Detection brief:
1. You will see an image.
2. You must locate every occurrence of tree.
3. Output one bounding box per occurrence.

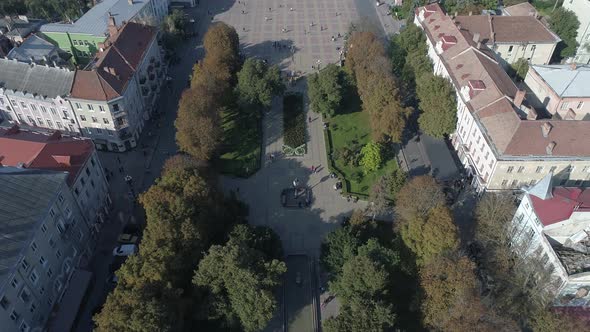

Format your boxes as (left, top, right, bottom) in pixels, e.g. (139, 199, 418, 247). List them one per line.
(202, 22, 240, 83)
(368, 176, 389, 220)
(308, 64, 344, 117)
(236, 58, 284, 108)
(324, 299, 396, 332)
(416, 72, 457, 138)
(383, 167, 407, 201)
(399, 204, 459, 265)
(194, 225, 287, 332)
(321, 227, 361, 275)
(395, 175, 445, 221)
(510, 58, 529, 82)
(0, 0, 26, 15)
(549, 8, 580, 59)
(359, 141, 383, 174)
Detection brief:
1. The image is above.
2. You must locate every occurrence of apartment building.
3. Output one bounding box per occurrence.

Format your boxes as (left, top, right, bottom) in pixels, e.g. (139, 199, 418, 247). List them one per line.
(0, 168, 93, 332)
(525, 64, 590, 120)
(453, 13, 560, 67)
(40, 0, 167, 65)
(6, 34, 69, 66)
(563, 0, 590, 64)
(415, 4, 590, 192)
(0, 58, 79, 134)
(0, 16, 44, 44)
(69, 20, 164, 152)
(0, 126, 111, 235)
(511, 173, 590, 312)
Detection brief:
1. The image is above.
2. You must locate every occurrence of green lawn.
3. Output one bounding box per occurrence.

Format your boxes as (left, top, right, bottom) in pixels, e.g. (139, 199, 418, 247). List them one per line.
(327, 106, 400, 197)
(218, 107, 261, 177)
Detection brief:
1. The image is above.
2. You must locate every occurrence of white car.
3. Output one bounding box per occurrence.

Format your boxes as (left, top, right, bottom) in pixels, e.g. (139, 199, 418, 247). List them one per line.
(112, 244, 138, 256)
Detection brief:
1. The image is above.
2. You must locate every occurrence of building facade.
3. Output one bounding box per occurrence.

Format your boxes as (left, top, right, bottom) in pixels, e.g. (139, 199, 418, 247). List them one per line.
(0, 168, 94, 332)
(563, 0, 590, 64)
(0, 59, 80, 134)
(525, 64, 590, 120)
(454, 14, 560, 67)
(415, 4, 590, 192)
(40, 0, 167, 65)
(69, 21, 164, 152)
(0, 126, 111, 236)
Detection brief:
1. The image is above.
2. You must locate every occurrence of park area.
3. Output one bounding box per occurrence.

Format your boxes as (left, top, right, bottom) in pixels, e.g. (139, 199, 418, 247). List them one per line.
(326, 107, 400, 197)
(218, 107, 261, 177)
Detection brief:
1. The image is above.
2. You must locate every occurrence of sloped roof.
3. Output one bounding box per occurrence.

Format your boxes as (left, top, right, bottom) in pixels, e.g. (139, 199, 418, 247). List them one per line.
(0, 126, 94, 185)
(0, 57, 74, 98)
(530, 186, 590, 226)
(503, 2, 538, 17)
(530, 64, 590, 98)
(70, 22, 155, 101)
(454, 15, 559, 44)
(6, 34, 60, 63)
(40, 0, 150, 36)
(0, 168, 66, 282)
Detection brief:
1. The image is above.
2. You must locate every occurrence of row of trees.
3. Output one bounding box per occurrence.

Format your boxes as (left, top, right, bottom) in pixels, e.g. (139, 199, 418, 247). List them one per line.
(0, 0, 86, 22)
(345, 31, 410, 143)
(391, 23, 457, 138)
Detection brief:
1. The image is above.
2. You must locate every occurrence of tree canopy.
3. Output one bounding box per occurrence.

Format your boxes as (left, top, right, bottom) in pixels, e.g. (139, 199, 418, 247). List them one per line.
(359, 141, 383, 174)
(236, 58, 284, 108)
(416, 72, 457, 138)
(308, 64, 345, 117)
(549, 8, 580, 60)
(395, 175, 445, 221)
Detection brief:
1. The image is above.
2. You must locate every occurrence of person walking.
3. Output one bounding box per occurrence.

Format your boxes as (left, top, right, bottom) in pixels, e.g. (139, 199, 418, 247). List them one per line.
(308, 116, 312, 123)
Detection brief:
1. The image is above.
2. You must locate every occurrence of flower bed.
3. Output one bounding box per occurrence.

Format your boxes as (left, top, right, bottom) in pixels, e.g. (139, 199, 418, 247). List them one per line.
(283, 93, 306, 153)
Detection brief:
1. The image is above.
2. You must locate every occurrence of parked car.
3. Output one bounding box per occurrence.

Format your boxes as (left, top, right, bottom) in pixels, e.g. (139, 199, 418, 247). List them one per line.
(117, 233, 138, 244)
(112, 244, 138, 256)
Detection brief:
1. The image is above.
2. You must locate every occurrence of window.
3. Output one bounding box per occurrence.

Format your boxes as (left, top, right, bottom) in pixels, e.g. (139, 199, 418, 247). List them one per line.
(99, 105, 105, 112)
(20, 102, 27, 109)
(550, 166, 557, 173)
(63, 110, 69, 118)
(56, 250, 62, 259)
(575, 179, 583, 186)
(19, 287, 31, 303)
(31, 242, 38, 252)
(30, 104, 37, 111)
(113, 104, 120, 112)
(90, 157, 96, 167)
(508, 45, 513, 53)
(511, 180, 518, 187)
(41, 223, 47, 233)
(74, 188, 79, 196)
(560, 102, 569, 110)
(583, 166, 590, 173)
(103, 118, 109, 124)
(50, 107, 57, 115)
(49, 208, 55, 218)
(11, 278, 19, 288)
(517, 166, 525, 173)
(80, 177, 86, 186)
(56, 121, 63, 129)
(58, 193, 64, 203)
(47, 268, 53, 278)
(507, 166, 514, 173)
(20, 320, 30, 332)
(65, 261, 71, 273)
(577, 101, 584, 109)
(39, 256, 47, 267)
(65, 207, 71, 217)
(36, 117, 43, 125)
(21, 259, 29, 271)
(29, 271, 38, 284)
(73, 40, 79, 45)
(29, 303, 36, 313)
(39, 287, 44, 295)
(91, 116, 98, 123)
(10, 310, 19, 321)
(91, 180, 95, 188)
(75, 102, 82, 109)
(48, 236, 55, 248)
(535, 166, 543, 173)
(40, 106, 46, 113)
(86, 128, 92, 135)
(88, 104, 94, 111)
(0, 295, 9, 309)
(78, 229, 84, 241)
(46, 119, 53, 128)
(79, 115, 87, 121)
(54, 280, 62, 292)
(47, 297, 53, 306)
(72, 247, 78, 257)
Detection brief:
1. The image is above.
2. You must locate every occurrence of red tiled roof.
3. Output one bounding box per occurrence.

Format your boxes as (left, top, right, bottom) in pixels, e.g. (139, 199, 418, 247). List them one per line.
(530, 187, 590, 226)
(454, 15, 559, 44)
(0, 126, 93, 185)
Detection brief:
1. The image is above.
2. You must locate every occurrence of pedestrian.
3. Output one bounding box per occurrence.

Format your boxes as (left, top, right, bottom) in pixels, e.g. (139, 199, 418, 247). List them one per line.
(337, 33, 341, 38)
(308, 116, 312, 123)
(243, 27, 246, 32)
(265, 16, 268, 21)
(311, 165, 315, 172)
(290, 7, 293, 11)
(241, 10, 245, 14)
(268, 7, 271, 12)
(310, 22, 314, 27)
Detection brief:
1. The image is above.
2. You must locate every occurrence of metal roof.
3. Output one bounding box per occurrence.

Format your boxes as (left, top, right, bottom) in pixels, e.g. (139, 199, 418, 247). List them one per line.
(0, 168, 66, 283)
(531, 64, 590, 98)
(7, 34, 60, 63)
(40, 0, 150, 36)
(0, 58, 74, 98)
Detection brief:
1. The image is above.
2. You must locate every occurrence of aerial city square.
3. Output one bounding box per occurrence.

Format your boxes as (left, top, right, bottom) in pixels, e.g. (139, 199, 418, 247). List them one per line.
(0, 0, 589, 331)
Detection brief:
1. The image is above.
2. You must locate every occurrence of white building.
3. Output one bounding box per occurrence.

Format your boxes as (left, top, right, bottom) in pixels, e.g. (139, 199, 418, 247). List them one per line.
(562, 0, 590, 64)
(512, 173, 590, 311)
(0, 168, 94, 332)
(0, 59, 80, 134)
(415, 4, 590, 192)
(69, 21, 165, 152)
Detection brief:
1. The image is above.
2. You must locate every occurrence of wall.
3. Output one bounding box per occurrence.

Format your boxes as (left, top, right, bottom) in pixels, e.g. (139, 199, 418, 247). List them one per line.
(487, 160, 590, 190)
(494, 42, 556, 66)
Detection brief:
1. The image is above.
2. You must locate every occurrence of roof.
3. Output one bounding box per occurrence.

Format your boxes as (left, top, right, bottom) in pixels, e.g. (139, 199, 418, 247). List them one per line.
(70, 22, 156, 101)
(0, 57, 74, 98)
(503, 2, 538, 17)
(6, 34, 60, 63)
(40, 0, 150, 36)
(526, 172, 554, 200)
(454, 15, 560, 44)
(0, 168, 66, 283)
(416, 4, 590, 158)
(0, 126, 94, 185)
(0, 17, 43, 38)
(530, 64, 590, 98)
(529, 186, 590, 226)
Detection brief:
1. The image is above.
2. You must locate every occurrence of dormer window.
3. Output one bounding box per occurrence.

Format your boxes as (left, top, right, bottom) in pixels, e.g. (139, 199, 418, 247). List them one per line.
(468, 80, 486, 99)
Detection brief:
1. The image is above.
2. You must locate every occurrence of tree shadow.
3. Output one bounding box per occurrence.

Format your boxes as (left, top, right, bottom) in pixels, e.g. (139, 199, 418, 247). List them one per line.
(240, 39, 300, 71)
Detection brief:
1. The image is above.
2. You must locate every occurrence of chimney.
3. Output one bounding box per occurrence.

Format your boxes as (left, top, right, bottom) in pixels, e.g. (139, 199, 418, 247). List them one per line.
(570, 62, 577, 71)
(546, 142, 556, 155)
(472, 32, 480, 43)
(103, 66, 116, 76)
(469, 11, 473, 16)
(526, 107, 538, 120)
(477, 41, 481, 49)
(454, 11, 458, 17)
(514, 89, 526, 107)
(108, 15, 117, 37)
(541, 122, 553, 138)
(128, 0, 133, 4)
(565, 108, 577, 120)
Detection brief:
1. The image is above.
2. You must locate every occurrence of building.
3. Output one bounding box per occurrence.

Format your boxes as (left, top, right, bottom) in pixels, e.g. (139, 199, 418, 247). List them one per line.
(525, 64, 590, 120)
(40, 0, 167, 65)
(0, 16, 44, 44)
(453, 13, 560, 67)
(0, 58, 79, 134)
(0, 126, 111, 235)
(562, 0, 590, 64)
(69, 20, 164, 152)
(414, 4, 590, 192)
(0, 168, 94, 332)
(7, 34, 70, 66)
(511, 173, 590, 314)
(502, 2, 538, 17)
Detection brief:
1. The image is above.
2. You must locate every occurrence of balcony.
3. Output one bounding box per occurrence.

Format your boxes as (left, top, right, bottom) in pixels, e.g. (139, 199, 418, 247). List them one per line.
(118, 128, 132, 140)
(142, 87, 149, 96)
(149, 73, 155, 81)
(150, 84, 157, 92)
(139, 76, 147, 85)
(155, 61, 161, 68)
(114, 116, 129, 130)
